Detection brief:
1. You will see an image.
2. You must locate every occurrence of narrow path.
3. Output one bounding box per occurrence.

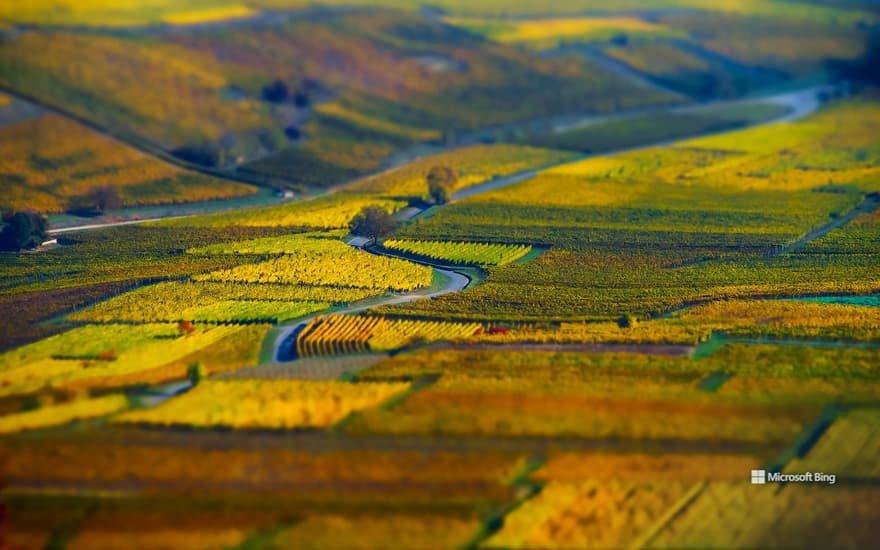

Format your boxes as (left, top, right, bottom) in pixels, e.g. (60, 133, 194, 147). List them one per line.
(48, 215, 190, 234)
(573, 47, 685, 97)
(668, 192, 880, 269)
(779, 193, 880, 254)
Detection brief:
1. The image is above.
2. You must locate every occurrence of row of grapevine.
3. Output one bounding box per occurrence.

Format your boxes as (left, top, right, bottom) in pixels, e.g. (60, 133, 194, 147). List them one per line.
(383, 239, 532, 266)
(296, 315, 483, 357)
(195, 239, 432, 291)
(116, 380, 409, 429)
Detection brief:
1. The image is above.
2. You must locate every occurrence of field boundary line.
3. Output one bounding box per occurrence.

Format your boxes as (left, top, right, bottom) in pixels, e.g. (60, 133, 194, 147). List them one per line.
(629, 480, 707, 549)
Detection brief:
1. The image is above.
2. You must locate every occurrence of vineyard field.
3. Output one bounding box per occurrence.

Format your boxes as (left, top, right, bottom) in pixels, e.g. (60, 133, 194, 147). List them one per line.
(0, 113, 255, 213)
(482, 479, 693, 549)
(0, 394, 129, 434)
(383, 239, 531, 266)
(344, 144, 576, 199)
(451, 16, 684, 50)
(71, 280, 373, 324)
(296, 315, 483, 356)
(534, 452, 761, 483)
(785, 409, 880, 479)
(648, 482, 880, 548)
(0, 324, 255, 396)
(158, 195, 405, 230)
(346, 387, 814, 443)
(194, 238, 432, 291)
(2, 3, 879, 547)
(116, 380, 409, 429)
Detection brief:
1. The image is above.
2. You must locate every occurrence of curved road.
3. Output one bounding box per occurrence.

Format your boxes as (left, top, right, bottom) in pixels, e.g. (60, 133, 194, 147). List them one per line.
(270, 261, 469, 363)
(34, 81, 861, 365)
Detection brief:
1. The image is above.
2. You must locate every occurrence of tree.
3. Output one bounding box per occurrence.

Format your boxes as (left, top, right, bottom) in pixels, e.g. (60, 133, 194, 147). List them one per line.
(89, 186, 122, 213)
(293, 91, 310, 108)
(187, 361, 207, 385)
(617, 313, 638, 329)
(262, 79, 289, 103)
(0, 210, 48, 251)
(349, 206, 397, 243)
(426, 165, 457, 205)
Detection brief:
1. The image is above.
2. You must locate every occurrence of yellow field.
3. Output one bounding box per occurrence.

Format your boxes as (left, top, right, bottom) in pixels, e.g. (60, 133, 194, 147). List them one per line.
(158, 195, 405, 229)
(0, 1, 257, 27)
(273, 514, 481, 550)
(297, 314, 483, 356)
(535, 453, 760, 483)
(345, 144, 574, 198)
(0, 394, 129, 434)
(679, 299, 880, 341)
(449, 16, 683, 49)
(0, 32, 268, 144)
(194, 236, 432, 291)
(0, 324, 253, 397)
(162, 5, 257, 25)
(0, 114, 254, 212)
(482, 479, 694, 549)
(544, 100, 880, 194)
(116, 380, 409, 429)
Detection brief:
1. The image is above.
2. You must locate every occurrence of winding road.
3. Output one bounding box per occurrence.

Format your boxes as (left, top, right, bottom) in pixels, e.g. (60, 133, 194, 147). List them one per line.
(30, 80, 868, 366)
(270, 257, 470, 363)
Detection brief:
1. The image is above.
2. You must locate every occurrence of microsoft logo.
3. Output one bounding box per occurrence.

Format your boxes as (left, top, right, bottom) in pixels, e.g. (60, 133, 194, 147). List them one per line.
(751, 469, 766, 484)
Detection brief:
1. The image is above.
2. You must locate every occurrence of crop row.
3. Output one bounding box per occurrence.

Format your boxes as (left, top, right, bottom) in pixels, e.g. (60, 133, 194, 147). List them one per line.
(483, 479, 693, 549)
(296, 315, 483, 357)
(0, 114, 254, 213)
(383, 239, 531, 266)
(649, 482, 880, 548)
(194, 239, 432, 291)
(161, 194, 406, 230)
(116, 380, 409, 429)
(0, 323, 256, 397)
(345, 144, 575, 198)
(72, 280, 373, 324)
(0, 394, 129, 434)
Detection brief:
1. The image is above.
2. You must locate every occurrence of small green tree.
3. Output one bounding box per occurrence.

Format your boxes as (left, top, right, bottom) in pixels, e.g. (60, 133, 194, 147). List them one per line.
(0, 210, 48, 251)
(426, 165, 457, 205)
(187, 361, 207, 385)
(349, 206, 397, 244)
